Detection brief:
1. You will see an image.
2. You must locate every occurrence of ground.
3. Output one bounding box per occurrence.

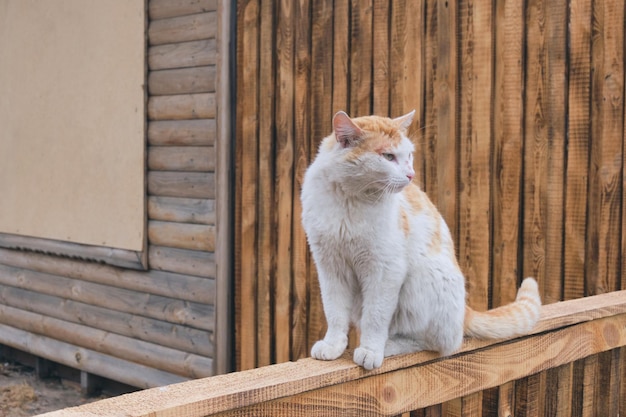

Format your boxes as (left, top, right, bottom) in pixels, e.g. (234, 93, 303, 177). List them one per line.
(0, 361, 107, 417)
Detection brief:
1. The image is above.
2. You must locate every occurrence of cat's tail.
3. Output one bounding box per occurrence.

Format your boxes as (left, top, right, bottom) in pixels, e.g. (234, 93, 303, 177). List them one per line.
(464, 277, 541, 339)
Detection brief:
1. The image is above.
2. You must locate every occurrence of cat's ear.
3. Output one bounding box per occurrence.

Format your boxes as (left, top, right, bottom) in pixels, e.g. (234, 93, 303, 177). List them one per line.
(393, 110, 416, 131)
(333, 111, 362, 148)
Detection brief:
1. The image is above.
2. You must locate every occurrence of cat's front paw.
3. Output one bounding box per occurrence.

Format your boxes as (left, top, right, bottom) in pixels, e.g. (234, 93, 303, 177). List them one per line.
(311, 339, 346, 361)
(354, 346, 384, 370)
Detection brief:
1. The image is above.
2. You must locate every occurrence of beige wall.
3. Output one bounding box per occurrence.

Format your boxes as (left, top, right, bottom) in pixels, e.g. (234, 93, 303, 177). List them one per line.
(0, 0, 145, 251)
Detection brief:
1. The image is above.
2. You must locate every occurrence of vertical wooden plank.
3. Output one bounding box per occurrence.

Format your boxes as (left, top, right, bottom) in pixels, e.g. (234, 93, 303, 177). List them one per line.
(215, 0, 235, 376)
(545, 363, 573, 417)
(618, 347, 626, 416)
(525, 372, 547, 417)
(498, 381, 516, 416)
(543, 0, 567, 304)
(492, 0, 524, 307)
(523, 0, 549, 300)
(564, 0, 591, 301)
(291, 0, 311, 361)
(307, 0, 335, 353)
(235, 0, 260, 371)
(372, 0, 389, 115)
(581, 354, 598, 417)
(523, 0, 568, 304)
(424, 0, 458, 239)
(608, 349, 621, 417)
(256, 0, 276, 368)
(586, 0, 624, 296)
(571, 359, 585, 417)
(274, 0, 295, 365)
(332, 0, 350, 115)
(390, 0, 425, 185)
(457, 0, 493, 312)
(349, 0, 373, 116)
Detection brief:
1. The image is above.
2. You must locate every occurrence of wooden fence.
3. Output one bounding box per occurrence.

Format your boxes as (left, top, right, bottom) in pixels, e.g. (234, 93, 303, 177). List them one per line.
(40, 290, 626, 416)
(234, 0, 626, 375)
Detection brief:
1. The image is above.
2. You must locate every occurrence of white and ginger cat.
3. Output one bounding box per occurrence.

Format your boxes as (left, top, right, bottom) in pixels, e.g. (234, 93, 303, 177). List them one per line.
(301, 111, 541, 370)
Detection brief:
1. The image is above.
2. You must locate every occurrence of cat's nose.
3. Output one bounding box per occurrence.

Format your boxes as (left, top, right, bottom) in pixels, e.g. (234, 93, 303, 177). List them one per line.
(406, 173, 414, 181)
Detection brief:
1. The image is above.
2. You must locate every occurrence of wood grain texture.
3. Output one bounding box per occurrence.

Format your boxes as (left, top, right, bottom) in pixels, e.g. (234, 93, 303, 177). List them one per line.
(148, 171, 215, 199)
(491, 0, 524, 307)
(148, 220, 215, 251)
(148, 93, 216, 120)
(0, 304, 213, 378)
(40, 291, 626, 416)
(457, 0, 493, 311)
(148, 196, 215, 225)
(149, 0, 217, 20)
(235, 0, 260, 371)
(148, 146, 215, 172)
(564, 0, 592, 301)
(149, 119, 216, 146)
(0, 284, 213, 357)
(149, 12, 217, 46)
(149, 66, 216, 95)
(149, 39, 217, 70)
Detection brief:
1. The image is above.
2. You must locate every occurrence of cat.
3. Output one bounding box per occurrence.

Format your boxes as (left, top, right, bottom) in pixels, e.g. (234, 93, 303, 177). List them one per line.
(301, 110, 542, 370)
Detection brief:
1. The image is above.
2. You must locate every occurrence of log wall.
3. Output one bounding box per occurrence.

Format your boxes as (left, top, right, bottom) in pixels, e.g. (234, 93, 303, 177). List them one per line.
(234, 0, 626, 385)
(0, 0, 231, 388)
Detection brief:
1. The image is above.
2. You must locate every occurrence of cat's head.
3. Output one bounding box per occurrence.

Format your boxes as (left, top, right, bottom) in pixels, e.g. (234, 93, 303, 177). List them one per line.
(323, 110, 416, 198)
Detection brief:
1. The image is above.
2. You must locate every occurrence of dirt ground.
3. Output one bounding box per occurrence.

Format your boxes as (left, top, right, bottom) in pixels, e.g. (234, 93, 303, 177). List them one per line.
(0, 361, 107, 417)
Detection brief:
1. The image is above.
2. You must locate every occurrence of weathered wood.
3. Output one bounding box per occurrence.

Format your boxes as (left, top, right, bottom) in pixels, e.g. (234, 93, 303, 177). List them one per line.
(148, 119, 216, 146)
(38, 291, 626, 417)
(349, 0, 373, 116)
(148, 146, 215, 172)
(424, 0, 458, 238)
(0, 263, 213, 331)
(148, 196, 215, 225)
(491, 0, 524, 308)
(149, 66, 216, 95)
(586, 0, 624, 296)
(0, 247, 213, 305)
(148, 171, 215, 199)
(149, 39, 217, 70)
(235, 0, 260, 371)
(291, 0, 311, 362)
(457, 0, 492, 311)
(149, 245, 216, 278)
(148, 93, 216, 120)
(372, 0, 389, 115)
(0, 284, 212, 357)
(0, 323, 187, 390)
(149, 12, 217, 46)
(148, 220, 215, 251)
(149, 0, 217, 20)
(0, 234, 145, 271)
(0, 304, 213, 378)
(254, 0, 275, 369)
(214, 0, 234, 375)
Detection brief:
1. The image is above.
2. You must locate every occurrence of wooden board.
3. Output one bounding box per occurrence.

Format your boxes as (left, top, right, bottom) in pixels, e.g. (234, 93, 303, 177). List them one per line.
(40, 291, 626, 416)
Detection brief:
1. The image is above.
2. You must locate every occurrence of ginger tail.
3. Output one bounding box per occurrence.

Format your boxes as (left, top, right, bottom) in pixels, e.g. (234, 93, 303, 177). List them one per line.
(464, 278, 541, 339)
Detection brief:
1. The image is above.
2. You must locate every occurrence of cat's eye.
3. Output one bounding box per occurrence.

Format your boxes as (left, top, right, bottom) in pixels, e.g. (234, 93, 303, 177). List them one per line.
(382, 153, 395, 161)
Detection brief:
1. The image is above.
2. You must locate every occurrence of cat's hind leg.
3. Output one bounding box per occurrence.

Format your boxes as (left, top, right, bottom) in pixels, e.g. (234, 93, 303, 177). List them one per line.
(384, 335, 426, 357)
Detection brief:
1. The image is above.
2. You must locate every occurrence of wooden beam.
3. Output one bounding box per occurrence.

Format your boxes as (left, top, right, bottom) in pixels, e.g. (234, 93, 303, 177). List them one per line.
(39, 290, 626, 417)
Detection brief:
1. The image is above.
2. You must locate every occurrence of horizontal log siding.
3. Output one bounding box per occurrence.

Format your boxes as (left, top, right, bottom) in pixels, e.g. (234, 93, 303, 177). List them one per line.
(0, 0, 221, 387)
